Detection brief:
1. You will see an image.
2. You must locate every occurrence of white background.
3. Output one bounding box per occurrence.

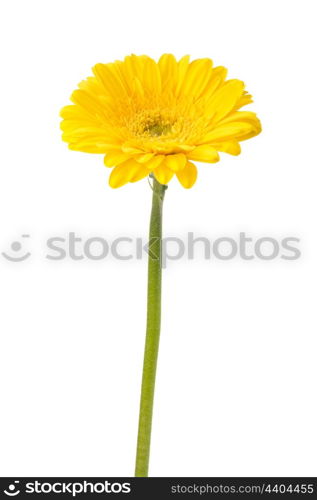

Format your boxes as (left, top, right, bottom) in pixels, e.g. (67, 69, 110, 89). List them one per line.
(0, 0, 316, 477)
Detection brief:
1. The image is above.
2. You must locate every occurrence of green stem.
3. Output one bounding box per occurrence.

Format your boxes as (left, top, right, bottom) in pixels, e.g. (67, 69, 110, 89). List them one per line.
(135, 176, 167, 477)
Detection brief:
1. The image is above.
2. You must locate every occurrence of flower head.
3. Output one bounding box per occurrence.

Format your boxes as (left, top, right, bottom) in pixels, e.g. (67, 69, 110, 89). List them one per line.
(61, 54, 261, 188)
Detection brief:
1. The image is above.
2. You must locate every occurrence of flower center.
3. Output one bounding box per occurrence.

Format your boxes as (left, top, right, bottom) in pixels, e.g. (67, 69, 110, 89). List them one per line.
(129, 110, 175, 139)
(143, 120, 172, 137)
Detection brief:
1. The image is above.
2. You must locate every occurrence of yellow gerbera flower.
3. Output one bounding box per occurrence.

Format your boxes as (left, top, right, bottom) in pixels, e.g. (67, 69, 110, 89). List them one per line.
(60, 54, 261, 189)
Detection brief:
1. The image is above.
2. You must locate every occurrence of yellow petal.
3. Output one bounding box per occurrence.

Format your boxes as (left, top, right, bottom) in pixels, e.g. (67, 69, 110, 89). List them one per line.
(122, 143, 144, 154)
(187, 145, 219, 163)
(175, 55, 190, 95)
(235, 92, 253, 110)
(176, 161, 197, 189)
(219, 111, 260, 127)
(61, 120, 87, 133)
(104, 150, 129, 167)
(144, 155, 165, 170)
(62, 126, 115, 142)
(93, 63, 127, 99)
(213, 141, 241, 156)
(205, 79, 245, 121)
(202, 122, 258, 143)
(165, 153, 187, 172)
(158, 54, 177, 90)
(131, 77, 144, 98)
(70, 89, 104, 116)
(60, 105, 95, 121)
(176, 144, 195, 153)
(109, 159, 140, 188)
(123, 55, 146, 88)
(179, 58, 213, 97)
(130, 166, 149, 183)
(153, 162, 174, 185)
(68, 143, 107, 153)
(201, 66, 228, 99)
(143, 56, 161, 94)
(68, 141, 116, 153)
(136, 153, 155, 163)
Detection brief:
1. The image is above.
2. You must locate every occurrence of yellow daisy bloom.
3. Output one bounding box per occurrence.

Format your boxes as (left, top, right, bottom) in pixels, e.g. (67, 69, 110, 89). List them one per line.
(60, 54, 261, 189)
